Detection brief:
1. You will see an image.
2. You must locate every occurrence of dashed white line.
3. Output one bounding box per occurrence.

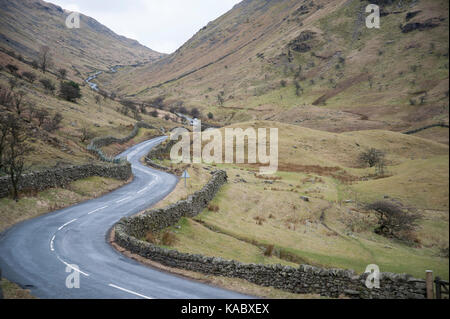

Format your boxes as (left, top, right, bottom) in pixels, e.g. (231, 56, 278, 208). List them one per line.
(108, 284, 153, 299)
(58, 218, 77, 231)
(57, 256, 90, 277)
(50, 235, 55, 251)
(116, 196, 132, 204)
(87, 205, 109, 215)
(137, 187, 148, 194)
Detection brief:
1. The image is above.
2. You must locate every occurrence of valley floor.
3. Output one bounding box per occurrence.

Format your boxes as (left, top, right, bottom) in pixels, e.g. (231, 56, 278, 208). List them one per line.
(143, 123, 449, 283)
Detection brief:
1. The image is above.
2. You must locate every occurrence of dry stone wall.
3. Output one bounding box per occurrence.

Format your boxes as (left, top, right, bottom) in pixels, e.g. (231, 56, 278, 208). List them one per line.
(113, 170, 427, 299)
(88, 122, 157, 162)
(0, 162, 131, 198)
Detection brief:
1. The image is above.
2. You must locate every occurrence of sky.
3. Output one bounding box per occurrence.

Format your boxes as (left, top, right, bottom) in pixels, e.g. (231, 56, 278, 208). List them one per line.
(48, 0, 242, 54)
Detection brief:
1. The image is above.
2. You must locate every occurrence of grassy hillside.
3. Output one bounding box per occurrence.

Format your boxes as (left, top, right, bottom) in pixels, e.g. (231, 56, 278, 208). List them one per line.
(0, 0, 164, 80)
(0, 50, 181, 170)
(148, 121, 449, 280)
(101, 0, 448, 140)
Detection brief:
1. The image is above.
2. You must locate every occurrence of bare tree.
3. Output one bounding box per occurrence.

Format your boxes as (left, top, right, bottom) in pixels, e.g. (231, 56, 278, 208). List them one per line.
(217, 94, 224, 106)
(0, 86, 14, 106)
(6, 64, 18, 75)
(12, 90, 26, 116)
(57, 68, 67, 79)
(80, 127, 93, 143)
(43, 112, 63, 132)
(38, 45, 53, 73)
(2, 114, 31, 201)
(359, 148, 385, 168)
(39, 78, 55, 94)
(366, 201, 420, 240)
(190, 108, 200, 118)
(22, 71, 37, 83)
(35, 109, 49, 127)
(0, 114, 8, 173)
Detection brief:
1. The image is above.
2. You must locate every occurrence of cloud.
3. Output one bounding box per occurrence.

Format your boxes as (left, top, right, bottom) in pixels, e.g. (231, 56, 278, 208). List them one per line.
(48, 0, 242, 53)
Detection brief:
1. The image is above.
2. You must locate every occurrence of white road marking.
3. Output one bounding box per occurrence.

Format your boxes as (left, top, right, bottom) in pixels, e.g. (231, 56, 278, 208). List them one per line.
(57, 256, 90, 277)
(58, 219, 77, 231)
(137, 187, 148, 194)
(116, 196, 132, 204)
(87, 205, 109, 215)
(50, 235, 55, 251)
(108, 284, 153, 299)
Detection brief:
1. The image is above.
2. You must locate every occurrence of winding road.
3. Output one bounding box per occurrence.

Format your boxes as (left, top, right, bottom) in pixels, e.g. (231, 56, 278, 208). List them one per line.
(0, 137, 249, 299)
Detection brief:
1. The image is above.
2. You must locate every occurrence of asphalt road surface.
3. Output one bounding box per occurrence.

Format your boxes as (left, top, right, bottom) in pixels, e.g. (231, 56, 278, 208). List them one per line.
(0, 137, 250, 299)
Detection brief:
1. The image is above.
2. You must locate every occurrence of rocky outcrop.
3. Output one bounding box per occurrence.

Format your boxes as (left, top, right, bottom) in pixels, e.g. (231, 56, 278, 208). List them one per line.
(0, 162, 131, 198)
(401, 19, 440, 33)
(288, 30, 316, 53)
(113, 169, 427, 299)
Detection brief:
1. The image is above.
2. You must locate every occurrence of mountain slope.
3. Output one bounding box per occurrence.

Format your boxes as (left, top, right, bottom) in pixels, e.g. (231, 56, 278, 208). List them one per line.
(101, 0, 449, 137)
(0, 0, 164, 78)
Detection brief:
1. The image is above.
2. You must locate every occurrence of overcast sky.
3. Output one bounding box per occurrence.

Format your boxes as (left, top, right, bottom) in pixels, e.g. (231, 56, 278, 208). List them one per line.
(48, 0, 242, 54)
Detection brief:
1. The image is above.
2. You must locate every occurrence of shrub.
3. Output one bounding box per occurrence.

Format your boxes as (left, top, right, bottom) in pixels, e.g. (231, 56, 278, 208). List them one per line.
(43, 112, 63, 132)
(366, 201, 420, 241)
(264, 244, 275, 257)
(0, 86, 14, 107)
(359, 148, 385, 168)
(161, 231, 177, 246)
(22, 71, 36, 83)
(57, 68, 67, 79)
(39, 78, 55, 93)
(150, 110, 158, 118)
(208, 203, 219, 212)
(6, 64, 18, 75)
(254, 215, 266, 225)
(31, 60, 39, 69)
(280, 80, 287, 87)
(35, 108, 49, 127)
(207, 112, 214, 120)
(145, 231, 156, 244)
(190, 107, 200, 118)
(59, 81, 81, 102)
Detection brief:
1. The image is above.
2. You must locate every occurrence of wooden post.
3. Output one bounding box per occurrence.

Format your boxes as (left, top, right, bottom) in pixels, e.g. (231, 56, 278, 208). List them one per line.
(435, 276, 441, 299)
(426, 270, 434, 299)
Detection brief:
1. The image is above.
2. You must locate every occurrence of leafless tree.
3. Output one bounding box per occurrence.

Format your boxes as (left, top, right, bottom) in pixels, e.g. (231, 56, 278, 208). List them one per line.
(12, 90, 26, 116)
(2, 114, 31, 201)
(80, 127, 93, 143)
(8, 78, 18, 91)
(38, 45, 53, 73)
(0, 86, 14, 106)
(35, 109, 49, 127)
(366, 201, 421, 240)
(217, 94, 224, 106)
(22, 71, 37, 83)
(0, 114, 9, 173)
(57, 68, 67, 79)
(359, 148, 385, 168)
(43, 112, 63, 132)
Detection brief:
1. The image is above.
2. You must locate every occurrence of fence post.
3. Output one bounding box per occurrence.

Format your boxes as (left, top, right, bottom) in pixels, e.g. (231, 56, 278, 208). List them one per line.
(426, 270, 434, 299)
(435, 276, 441, 299)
